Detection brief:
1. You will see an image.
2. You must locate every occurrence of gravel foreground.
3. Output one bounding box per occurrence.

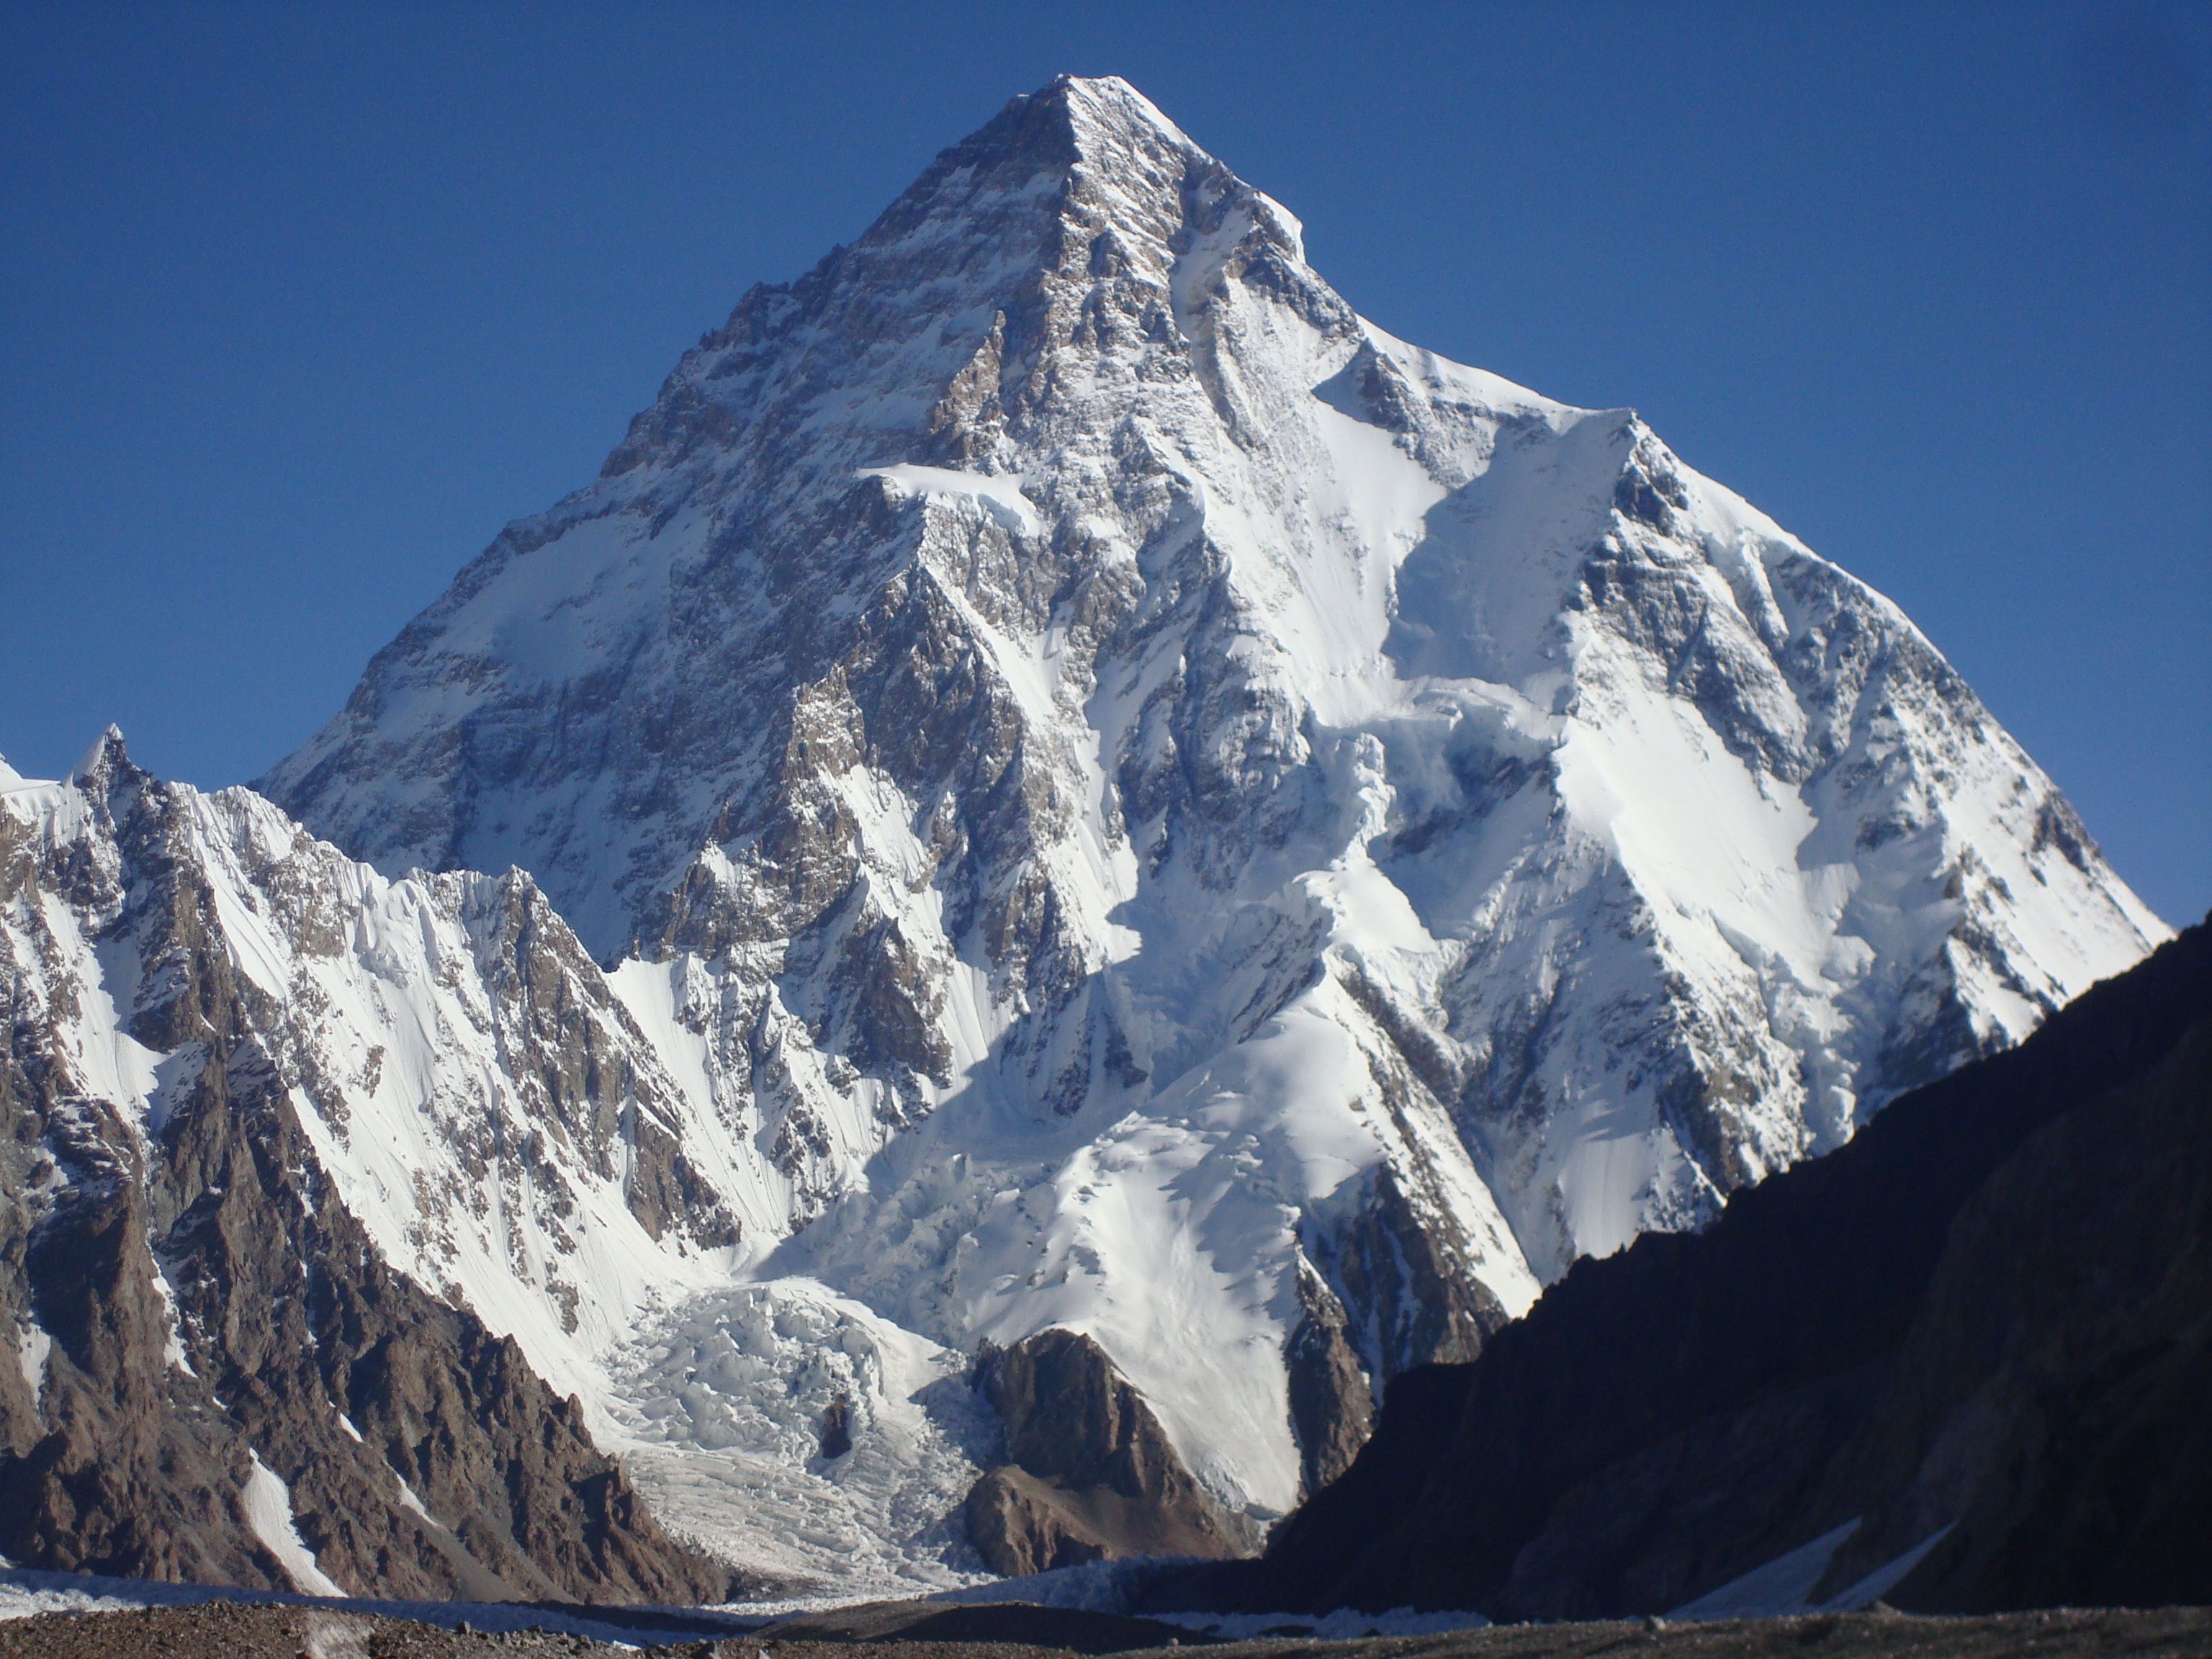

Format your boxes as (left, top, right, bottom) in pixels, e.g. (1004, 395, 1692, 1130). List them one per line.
(4, 1601, 2212, 1658)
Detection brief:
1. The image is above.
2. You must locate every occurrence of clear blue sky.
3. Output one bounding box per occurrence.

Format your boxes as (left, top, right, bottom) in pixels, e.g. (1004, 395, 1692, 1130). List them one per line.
(3, 3, 2206, 923)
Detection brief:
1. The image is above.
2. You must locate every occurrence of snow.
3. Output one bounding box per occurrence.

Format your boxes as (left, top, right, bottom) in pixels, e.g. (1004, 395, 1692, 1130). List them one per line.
(14, 1319, 49, 1405)
(919, 988, 1537, 1516)
(389, 1473, 436, 1525)
(29, 889, 163, 1125)
(1668, 1519, 1861, 1619)
(604, 1277, 997, 1593)
(0, 1578, 145, 1622)
(1669, 1519, 1958, 1619)
(861, 466, 1040, 538)
(69, 724, 125, 783)
(149, 1265, 196, 1375)
(243, 1452, 346, 1597)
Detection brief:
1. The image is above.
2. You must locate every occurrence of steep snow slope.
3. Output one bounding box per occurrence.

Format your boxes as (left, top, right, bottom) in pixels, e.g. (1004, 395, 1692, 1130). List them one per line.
(258, 76, 2163, 1545)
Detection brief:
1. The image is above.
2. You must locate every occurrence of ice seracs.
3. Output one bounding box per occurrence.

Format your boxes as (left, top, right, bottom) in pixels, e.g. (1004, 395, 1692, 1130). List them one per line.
(11, 74, 2162, 1584)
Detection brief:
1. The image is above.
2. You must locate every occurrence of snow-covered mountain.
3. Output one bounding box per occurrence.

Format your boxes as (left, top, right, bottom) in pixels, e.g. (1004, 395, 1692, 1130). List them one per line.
(5, 76, 2165, 1595)
(0, 736, 730, 1600)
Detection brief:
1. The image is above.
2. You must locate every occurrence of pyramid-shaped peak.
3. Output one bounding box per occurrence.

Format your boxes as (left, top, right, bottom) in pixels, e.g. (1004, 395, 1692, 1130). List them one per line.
(926, 73, 1214, 194)
(1036, 74, 1197, 149)
(244, 71, 2168, 1587)
(71, 722, 128, 783)
(860, 71, 1305, 282)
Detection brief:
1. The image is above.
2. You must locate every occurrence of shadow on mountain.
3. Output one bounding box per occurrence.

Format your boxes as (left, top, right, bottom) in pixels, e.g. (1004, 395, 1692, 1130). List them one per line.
(1230, 914, 2212, 1617)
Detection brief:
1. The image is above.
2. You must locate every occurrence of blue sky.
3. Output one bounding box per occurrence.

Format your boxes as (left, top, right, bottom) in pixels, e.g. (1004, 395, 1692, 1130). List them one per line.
(2, 3, 2206, 922)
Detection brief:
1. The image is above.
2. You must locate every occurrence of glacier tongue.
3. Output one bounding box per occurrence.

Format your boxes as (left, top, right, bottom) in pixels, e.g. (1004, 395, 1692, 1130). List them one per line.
(228, 71, 2175, 1566)
(608, 1277, 999, 1591)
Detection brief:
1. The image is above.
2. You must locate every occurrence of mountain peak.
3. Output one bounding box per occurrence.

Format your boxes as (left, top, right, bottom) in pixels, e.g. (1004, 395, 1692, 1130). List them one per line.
(258, 76, 2167, 1579)
(70, 721, 130, 784)
(874, 72, 1218, 251)
(1035, 72, 1193, 147)
(573, 72, 1323, 491)
(857, 70, 1310, 282)
(957, 73, 1199, 166)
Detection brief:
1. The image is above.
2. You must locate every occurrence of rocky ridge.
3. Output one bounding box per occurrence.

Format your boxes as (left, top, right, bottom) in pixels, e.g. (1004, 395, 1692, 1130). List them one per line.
(963, 1330, 1258, 1575)
(0, 736, 730, 1600)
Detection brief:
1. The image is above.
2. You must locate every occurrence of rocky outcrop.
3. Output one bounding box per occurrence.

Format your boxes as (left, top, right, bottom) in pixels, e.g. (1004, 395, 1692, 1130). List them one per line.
(1282, 1262, 1374, 1496)
(0, 738, 730, 1601)
(962, 1468, 1111, 1577)
(1246, 918, 2212, 1617)
(963, 1330, 1258, 1575)
(817, 1393, 853, 1460)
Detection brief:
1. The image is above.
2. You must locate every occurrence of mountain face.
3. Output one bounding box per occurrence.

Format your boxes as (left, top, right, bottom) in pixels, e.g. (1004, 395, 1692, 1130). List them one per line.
(0, 737, 730, 1601)
(251, 75, 2164, 1571)
(1246, 916, 2212, 1619)
(4, 75, 2167, 1594)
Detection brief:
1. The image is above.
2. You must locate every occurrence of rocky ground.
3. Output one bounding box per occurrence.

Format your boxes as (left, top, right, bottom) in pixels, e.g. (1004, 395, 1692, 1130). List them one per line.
(4, 1601, 2212, 1658)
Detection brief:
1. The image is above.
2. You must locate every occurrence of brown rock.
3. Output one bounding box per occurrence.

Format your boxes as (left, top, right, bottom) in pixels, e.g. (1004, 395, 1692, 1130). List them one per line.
(963, 1466, 1109, 1576)
(962, 1328, 1257, 1575)
(1282, 1262, 1373, 1496)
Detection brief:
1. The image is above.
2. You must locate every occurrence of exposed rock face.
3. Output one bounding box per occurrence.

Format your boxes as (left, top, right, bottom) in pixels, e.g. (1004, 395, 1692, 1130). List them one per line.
(1812, 992, 2212, 1609)
(0, 737, 729, 1601)
(964, 1330, 1257, 1574)
(1247, 919, 2212, 1617)
(249, 73, 2165, 1556)
(818, 1393, 853, 1461)
(962, 1469, 1107, 1577)
(1282, 1262, 1374, 1496)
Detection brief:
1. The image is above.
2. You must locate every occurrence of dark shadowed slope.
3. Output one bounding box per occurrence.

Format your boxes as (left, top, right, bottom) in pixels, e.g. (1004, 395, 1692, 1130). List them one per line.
(1249, 915, 2212, 1617)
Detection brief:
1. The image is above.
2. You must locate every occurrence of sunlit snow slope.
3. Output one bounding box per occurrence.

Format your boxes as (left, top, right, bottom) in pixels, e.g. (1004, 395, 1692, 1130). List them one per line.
(258, 77, 2164, 1562)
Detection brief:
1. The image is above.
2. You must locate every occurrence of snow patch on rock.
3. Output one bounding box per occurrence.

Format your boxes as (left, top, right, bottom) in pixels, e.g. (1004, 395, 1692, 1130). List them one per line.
(243, 1452, 346, 1598)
